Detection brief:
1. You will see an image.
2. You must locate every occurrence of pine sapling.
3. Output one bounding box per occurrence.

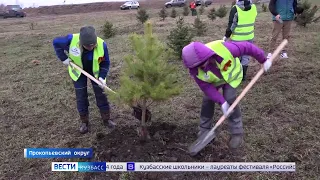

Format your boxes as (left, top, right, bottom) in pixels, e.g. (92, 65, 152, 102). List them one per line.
(215, 5, 228, 18)
(159, 7, 168, 21)
(171, 7, 177, 18)
(301, 0, 311, 10)
(261, 3, 267, 12)
(111, 21, 181, 142)
(136, 8, 149, 24)
(102, 20, 116, 39)
(295, 0, 319, 27)
(183, 5, 190, 16)
(29, 22, 37, 30)
(199, 4, 205, 15)
(167, 17, 194, 58)
(193, 16, 207, 36)
(208, 7, 216, 21)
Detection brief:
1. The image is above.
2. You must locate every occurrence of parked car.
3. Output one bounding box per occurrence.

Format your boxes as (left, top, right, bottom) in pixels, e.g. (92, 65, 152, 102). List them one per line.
(195, 0, 213, 6)
(165, 0, 186, 8)
(120, 1, 140, 10)
(0, 5, 26, 19)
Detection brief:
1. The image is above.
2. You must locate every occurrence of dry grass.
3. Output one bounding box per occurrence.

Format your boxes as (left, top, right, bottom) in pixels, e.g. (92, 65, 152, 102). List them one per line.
(0, 4, 319, 180)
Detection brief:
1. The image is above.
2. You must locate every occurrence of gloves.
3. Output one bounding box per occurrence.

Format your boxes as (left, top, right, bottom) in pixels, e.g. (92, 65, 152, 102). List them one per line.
(263, 58, 272, 72)
(98, 77, 106, 89)
(222, 36, 227, 42)
(221, 101, 232, 117)
(62, 58, 71, 66)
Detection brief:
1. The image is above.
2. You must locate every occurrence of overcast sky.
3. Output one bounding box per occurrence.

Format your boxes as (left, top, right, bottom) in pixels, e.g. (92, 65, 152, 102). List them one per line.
(0, 0, 128, 8)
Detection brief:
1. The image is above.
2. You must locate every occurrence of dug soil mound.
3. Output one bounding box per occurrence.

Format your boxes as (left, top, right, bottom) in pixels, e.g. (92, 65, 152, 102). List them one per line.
(88, 122, 248, 179)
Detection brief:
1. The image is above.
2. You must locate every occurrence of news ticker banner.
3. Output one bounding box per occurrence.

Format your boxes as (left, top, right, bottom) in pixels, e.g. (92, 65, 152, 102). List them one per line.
(52, 162, 296, 172)
(24, 148, 93, 158)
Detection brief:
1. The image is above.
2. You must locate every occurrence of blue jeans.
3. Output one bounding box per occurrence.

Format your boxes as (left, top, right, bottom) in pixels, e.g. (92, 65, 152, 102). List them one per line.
(73, 73, 110, 116)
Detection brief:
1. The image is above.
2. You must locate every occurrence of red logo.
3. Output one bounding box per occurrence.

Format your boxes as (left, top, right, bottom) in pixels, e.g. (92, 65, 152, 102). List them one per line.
(98, 56, 104, 63)
(223, 60, 232, 71)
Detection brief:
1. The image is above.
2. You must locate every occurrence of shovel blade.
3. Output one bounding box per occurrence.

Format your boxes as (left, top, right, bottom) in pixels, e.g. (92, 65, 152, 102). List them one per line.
(188, 130, 216, 156)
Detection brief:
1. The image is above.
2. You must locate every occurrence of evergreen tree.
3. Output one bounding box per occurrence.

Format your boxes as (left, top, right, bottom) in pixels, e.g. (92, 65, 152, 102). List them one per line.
(193, 16, 207, 36)
(261, 3, 267, 12)
(102, 20, 116, 39)
(199, 4, 205, 15)
(295, 0, 319, 27)
(159, 7, 168, 21)
(136, 9, 149, 24)
(170, 7, 177, 18)
(207, 7, 216, 21)
(112, 21, 181, 141)
(215, 5, 228, 18)
(183, 5, 190, 16)
(167, 17, 194, 58)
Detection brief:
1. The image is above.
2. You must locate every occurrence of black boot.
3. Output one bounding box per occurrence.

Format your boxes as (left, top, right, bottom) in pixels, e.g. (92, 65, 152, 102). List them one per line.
(79, 114, 89, 134)
(242, 65, 248, 81)
(100, 110, 116, 129)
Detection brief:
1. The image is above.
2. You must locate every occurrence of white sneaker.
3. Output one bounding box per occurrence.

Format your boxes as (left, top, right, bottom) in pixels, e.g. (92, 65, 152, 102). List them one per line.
(280, 52, 288, 59)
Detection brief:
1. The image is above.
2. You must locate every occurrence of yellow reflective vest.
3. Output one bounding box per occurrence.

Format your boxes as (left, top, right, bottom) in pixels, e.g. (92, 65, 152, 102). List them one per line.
(230, 4, 257, 41)
(68, 33, 105, 81)
(196, 40, 243, 88)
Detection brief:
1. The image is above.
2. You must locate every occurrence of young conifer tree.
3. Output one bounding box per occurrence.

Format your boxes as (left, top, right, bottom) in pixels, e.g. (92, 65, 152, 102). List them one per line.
(167, 17, 194, 58)
(159, 7, 168, 21)
(170, 7, 177, 18)
(111, 21, 181, 141)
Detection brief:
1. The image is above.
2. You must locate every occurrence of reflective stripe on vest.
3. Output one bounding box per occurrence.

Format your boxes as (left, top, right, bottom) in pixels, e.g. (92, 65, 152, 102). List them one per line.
(231, 4, 257, 41)
(68, 33, 105, 81)
(202, 40, 243, 88)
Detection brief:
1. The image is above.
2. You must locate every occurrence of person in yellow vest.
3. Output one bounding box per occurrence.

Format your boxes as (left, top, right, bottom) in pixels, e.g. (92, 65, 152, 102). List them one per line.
(182, 40, 272, 149)
(53, 26, 115, 134)
(223, 0, 257, 81)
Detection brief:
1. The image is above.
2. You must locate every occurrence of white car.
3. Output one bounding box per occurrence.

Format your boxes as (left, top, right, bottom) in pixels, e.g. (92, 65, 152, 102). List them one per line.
(120, 1, 140, 10)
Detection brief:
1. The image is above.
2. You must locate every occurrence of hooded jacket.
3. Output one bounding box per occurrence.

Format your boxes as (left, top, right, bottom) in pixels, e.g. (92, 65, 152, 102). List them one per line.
(182, 41, 267, 105)
(225, 0, 254, 39)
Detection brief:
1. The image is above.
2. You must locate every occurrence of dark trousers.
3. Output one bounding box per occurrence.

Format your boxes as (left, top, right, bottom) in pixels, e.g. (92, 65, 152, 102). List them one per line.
(199, 85, 243, 135)
(191, 9, 197, 16)
(73, 73, 110, 116)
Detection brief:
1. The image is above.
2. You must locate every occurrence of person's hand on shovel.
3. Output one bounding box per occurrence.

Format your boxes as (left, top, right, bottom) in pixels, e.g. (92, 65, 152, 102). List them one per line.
(221, 101, 234, 117)
(98, 77, 107, 89)
(263, 56, 273, 72)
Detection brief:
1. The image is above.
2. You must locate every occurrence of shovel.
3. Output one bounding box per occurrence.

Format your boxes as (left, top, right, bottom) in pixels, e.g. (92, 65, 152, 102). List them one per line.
(69, 61, 116, 94)
(69, 61, 117, 128)
(188, 39, 288, 156)
(68, 61, 151, 123)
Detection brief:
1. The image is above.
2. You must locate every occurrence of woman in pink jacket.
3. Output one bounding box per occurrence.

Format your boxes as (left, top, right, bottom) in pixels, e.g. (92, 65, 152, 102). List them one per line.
(182, 40, 272, 149)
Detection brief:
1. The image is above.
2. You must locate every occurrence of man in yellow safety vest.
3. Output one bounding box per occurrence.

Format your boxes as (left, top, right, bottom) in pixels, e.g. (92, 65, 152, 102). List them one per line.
(182, 40, 272, 149)
(223, 0, 257, 81)
(53, 26, 115, 134)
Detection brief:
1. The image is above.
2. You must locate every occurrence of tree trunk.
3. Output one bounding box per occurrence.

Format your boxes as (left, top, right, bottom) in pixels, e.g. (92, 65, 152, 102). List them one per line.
(138, 98, 150, 142)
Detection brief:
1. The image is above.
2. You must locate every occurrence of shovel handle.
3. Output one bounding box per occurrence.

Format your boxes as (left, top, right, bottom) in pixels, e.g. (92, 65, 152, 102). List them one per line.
(210, 39, 288, 132)
(69, 61, 116, 94)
